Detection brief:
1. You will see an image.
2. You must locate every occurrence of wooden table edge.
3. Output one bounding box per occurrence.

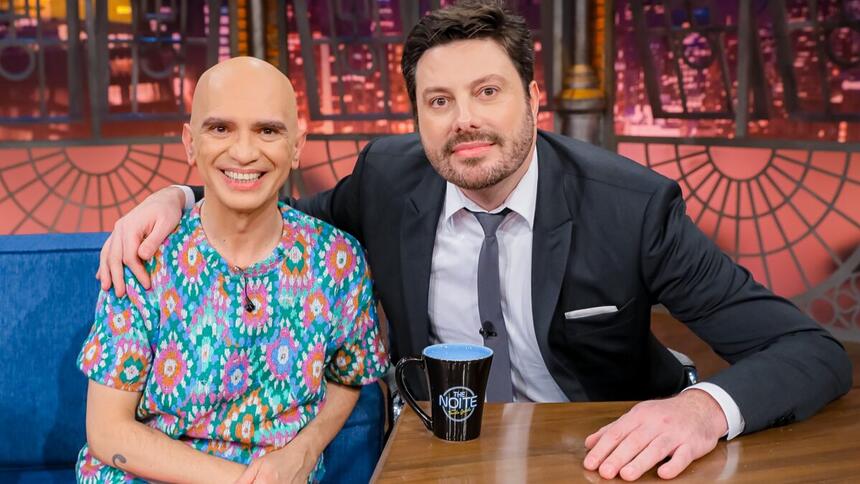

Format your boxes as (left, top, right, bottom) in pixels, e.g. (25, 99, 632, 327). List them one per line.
(370, 408, 406, 483)
(370, 392, 860, 482)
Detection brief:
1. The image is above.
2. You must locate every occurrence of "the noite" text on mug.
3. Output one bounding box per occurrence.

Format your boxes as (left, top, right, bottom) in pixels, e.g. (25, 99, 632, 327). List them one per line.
(439, 386, 478, 422)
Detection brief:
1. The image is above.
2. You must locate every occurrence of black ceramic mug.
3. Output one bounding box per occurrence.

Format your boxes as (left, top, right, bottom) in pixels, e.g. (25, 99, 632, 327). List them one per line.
(394, 343, 493, 441)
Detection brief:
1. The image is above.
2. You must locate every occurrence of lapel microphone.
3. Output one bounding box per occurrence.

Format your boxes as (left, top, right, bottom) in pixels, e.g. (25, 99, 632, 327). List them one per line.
(235, 266, 256, 313)
(479, 321, 497, 338)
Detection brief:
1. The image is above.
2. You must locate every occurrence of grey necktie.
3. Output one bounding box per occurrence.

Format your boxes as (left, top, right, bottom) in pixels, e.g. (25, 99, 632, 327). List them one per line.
(470, 208, 514, 402)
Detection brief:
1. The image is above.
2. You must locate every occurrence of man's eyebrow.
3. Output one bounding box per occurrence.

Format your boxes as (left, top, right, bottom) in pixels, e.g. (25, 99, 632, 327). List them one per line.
(420, 74, 508, 98)
(200, 117, 233, 128)
(253, 120, 288, 131)
(468, 74, 506, 89)
(421, 85, 451, 98)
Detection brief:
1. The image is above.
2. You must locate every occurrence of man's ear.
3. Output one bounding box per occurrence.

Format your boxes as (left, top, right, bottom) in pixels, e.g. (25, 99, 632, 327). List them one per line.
(181, 123, 195, 166)
(528, 80, 540, 120)
(292, 127, 307, 170)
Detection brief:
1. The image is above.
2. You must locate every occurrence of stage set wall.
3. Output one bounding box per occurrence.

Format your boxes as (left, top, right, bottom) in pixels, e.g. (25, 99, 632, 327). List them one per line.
(0, 1, 857, 342)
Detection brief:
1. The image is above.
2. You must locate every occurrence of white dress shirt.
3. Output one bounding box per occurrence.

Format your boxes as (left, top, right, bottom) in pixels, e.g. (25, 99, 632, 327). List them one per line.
(428, 151, 568, 402)
(425, 151, 745, 439)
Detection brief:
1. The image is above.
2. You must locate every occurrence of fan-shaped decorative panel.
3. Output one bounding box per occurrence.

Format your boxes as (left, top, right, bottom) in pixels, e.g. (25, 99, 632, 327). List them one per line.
(0, 143, 196, 233)
(620, 142, 860, 340)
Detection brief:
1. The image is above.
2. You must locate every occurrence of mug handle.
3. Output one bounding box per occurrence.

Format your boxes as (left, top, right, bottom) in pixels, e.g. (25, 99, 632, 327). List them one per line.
(394, 356, 433, 431)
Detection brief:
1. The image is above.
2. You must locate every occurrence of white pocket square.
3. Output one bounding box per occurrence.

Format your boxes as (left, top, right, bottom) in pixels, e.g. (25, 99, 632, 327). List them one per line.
(564, 306, 618, 320)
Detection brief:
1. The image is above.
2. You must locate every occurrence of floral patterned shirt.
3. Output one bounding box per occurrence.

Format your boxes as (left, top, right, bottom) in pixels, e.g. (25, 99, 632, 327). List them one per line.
(76, 202, 388, 483)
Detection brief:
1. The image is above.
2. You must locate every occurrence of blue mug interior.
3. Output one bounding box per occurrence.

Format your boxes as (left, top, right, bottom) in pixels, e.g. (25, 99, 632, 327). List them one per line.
(423, 343, 493, 361)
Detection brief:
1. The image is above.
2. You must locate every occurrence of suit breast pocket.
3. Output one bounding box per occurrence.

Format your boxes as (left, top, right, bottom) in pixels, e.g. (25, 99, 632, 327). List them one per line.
(561, 297, 636, 339)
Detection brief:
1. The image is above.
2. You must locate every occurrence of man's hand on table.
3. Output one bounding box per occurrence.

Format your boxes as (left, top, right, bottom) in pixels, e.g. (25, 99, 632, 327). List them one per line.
(96, 186, 186, 297)
(583, 389, 728, 481)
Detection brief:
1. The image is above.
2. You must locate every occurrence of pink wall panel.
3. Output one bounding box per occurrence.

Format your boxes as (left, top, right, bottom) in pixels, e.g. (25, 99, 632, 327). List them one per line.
(619, 142, 860, 340)
(0, 143, 200, 234)
(0, 139, 368, 235)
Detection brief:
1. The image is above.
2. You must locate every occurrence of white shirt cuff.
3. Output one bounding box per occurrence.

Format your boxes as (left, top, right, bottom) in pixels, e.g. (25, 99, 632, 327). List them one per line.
(172, 185, 196, 212)
(684, 382, 745, 440)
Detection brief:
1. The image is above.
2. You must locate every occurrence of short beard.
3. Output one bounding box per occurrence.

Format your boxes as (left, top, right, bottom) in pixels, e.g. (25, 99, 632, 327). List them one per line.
(424, 108, 535, 191)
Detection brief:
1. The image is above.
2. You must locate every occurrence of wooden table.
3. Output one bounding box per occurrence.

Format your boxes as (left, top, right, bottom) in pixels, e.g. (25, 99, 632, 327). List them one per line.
(372, 390, 860, 483)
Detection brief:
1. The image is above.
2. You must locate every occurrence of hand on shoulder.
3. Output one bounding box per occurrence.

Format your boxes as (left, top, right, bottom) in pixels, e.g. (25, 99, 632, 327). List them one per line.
(97, 186, 187, 297)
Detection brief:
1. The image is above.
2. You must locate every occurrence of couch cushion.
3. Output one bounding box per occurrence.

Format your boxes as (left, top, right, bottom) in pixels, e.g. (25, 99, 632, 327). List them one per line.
(0, 467, 77, 483)
(322, 383, 385, 483)
(0, 233, 107, 468)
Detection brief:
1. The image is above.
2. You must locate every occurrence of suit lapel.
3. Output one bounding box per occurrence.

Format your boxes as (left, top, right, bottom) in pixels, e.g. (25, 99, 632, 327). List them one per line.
(400, 167, 446, 357)
(531, 136, 576, 360)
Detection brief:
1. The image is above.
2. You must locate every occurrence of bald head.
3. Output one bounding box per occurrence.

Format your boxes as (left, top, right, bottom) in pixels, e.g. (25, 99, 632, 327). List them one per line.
(190, 56, 298, 132)
(181, 57, 306, 215)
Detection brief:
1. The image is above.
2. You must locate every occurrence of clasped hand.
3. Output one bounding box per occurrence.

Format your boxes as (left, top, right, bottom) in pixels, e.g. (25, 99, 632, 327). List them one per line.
(234, 438, 319, 484)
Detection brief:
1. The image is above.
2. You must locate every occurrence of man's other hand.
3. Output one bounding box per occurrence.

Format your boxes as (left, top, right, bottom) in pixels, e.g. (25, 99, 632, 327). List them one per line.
(234, 437, 320, 484)
(96, 186, 186, 297)
(583, 389, 728, 481)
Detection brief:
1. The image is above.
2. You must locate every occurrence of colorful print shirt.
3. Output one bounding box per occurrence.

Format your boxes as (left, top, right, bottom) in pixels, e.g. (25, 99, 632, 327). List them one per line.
(75, 202, 389, 483)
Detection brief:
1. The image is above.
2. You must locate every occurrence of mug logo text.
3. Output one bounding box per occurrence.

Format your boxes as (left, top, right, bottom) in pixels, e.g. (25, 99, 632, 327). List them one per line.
(439, 386, 478, 422)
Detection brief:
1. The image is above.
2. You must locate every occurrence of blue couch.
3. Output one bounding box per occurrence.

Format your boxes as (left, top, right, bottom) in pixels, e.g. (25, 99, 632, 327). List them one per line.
(0, 232, 384, 483)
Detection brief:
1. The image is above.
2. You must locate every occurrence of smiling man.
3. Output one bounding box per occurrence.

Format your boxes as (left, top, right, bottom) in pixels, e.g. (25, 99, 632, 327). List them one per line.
(95, 1, 851, 481)
(77, 57, 387, 484)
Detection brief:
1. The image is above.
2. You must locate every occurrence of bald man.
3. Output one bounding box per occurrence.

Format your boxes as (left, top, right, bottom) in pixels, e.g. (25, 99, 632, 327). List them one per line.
(76, 57, 388, 484)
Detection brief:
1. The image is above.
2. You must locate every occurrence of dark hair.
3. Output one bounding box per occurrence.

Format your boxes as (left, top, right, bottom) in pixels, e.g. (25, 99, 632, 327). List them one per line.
(401, 0, 534, 116)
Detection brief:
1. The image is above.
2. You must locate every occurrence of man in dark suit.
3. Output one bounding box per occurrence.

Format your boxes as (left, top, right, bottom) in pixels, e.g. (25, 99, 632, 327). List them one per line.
(97, 1, 851, 480)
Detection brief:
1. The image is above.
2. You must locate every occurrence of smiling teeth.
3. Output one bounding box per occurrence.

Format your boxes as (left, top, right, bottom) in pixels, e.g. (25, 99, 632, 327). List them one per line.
(224, 171, 262, 182)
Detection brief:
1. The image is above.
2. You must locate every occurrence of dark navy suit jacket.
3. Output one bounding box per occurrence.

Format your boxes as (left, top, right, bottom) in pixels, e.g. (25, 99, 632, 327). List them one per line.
(198, 130, 852, 434)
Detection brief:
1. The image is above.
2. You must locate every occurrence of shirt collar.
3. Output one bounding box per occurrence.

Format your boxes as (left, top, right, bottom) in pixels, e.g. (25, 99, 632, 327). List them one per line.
(442, 148, 538, 230)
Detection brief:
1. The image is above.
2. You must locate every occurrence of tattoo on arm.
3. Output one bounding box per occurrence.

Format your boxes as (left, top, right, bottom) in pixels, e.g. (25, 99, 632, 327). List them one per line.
(112, 453, 127, 468)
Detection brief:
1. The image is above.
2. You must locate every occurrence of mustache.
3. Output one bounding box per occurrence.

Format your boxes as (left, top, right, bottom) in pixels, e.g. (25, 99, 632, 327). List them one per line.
(443, 131, 503, 155)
